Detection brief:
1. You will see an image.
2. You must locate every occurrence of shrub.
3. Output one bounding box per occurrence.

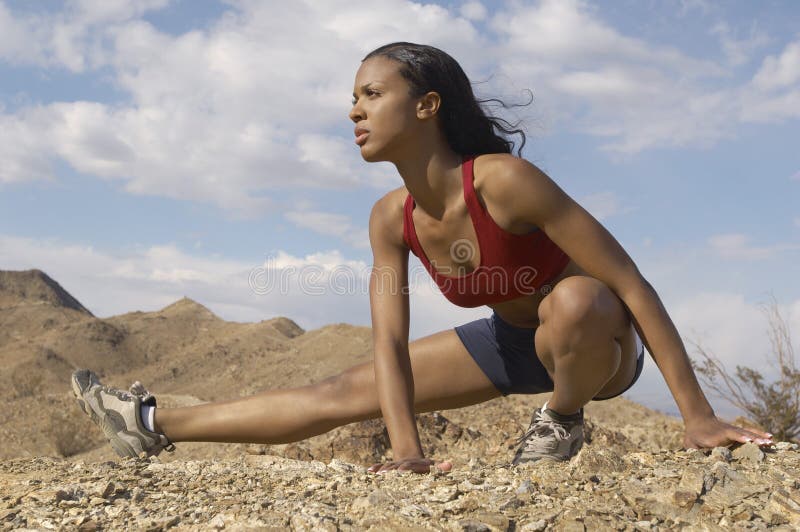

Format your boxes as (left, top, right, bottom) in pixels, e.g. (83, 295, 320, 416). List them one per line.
(688, 294, 799, 443)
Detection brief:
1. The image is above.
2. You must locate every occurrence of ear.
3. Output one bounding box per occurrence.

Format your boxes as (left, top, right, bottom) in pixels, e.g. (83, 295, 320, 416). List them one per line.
(416, 91, 441, 120)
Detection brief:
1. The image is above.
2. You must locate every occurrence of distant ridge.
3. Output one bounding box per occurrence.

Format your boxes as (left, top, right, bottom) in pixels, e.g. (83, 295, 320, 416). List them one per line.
(0, 269, 93, 316)
(160, 296, 218, 319)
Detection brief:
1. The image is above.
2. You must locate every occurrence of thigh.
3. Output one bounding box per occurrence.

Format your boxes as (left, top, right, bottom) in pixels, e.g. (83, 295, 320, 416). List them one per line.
(333, 328, 503, 422)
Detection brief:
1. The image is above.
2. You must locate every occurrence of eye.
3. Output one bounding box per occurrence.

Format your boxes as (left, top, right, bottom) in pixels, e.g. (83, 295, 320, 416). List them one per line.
(351, 89, 380, 106)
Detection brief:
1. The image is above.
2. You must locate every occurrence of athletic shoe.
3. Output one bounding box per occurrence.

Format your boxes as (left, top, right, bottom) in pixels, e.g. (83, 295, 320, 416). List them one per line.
(70, 369, 175, 459)
(511, 401, 584, 465)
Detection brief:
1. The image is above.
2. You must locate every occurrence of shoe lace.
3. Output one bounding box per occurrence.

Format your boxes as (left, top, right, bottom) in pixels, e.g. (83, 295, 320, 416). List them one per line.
(128, 381, 153, 402)
(101, 380, 152, 403)
(514, 409, 570, 454)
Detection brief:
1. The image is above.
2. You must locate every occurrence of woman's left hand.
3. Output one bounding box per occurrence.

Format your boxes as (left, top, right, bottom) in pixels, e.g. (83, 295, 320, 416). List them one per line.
(683, 415, 774, 450)
(367, 457, 452, 475)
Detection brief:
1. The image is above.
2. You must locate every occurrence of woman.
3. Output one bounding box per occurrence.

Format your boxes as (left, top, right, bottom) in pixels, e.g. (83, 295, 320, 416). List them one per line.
(72, 42, 773, 475)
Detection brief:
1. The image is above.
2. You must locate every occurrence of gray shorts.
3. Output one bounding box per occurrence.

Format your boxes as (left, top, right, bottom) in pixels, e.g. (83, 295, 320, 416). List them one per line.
(454, 311, 644, 398)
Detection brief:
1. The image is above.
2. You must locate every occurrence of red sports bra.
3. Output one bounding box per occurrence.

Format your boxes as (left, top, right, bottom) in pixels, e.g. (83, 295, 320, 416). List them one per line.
(402, 157, 571, 308)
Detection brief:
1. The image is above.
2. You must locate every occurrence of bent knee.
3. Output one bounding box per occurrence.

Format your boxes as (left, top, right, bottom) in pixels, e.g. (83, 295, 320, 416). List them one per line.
(539, 276, 629, 335)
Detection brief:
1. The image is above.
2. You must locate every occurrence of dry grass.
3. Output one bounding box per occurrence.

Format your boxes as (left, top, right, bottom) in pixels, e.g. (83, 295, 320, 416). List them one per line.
(689, 293, 799, 442)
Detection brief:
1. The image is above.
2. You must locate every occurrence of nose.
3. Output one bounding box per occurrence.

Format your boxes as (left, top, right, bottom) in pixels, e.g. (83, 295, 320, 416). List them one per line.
(349, 101, 363, 123)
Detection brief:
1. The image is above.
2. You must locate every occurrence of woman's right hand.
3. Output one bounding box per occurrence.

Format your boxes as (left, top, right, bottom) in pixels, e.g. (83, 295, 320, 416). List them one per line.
(367, 456, 452, 475)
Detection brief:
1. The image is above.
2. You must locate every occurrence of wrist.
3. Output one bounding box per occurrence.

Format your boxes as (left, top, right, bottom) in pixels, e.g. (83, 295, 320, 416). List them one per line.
(683, 409, 717, 427)
(395, 454, 425, 462)
(392, 447, 424, 461)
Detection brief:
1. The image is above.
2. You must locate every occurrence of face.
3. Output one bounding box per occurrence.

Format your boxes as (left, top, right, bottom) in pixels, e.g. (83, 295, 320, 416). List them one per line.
(349, 56, 422, 163)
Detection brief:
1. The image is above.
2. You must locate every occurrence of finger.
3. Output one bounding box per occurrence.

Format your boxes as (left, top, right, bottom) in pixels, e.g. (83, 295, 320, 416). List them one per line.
(756, 430, 774, 441)
(743, 429, 774, 444)
(728, 423, 773, 443)
(733, 429, 772, 446)
(436, 461, 453, 472)
(377, 464, 397, 474)
(397, 464, 421, 474)
(373, 462, 392, 474)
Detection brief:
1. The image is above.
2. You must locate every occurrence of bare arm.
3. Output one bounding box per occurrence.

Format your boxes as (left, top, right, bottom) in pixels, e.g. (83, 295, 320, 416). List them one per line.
(367, 192, 424, 460)
(487, 156, 771, 447)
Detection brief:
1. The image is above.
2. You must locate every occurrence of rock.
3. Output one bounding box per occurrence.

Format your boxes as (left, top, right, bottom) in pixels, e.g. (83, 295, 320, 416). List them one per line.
(516, 480, 534, 494)
(702, 462, 764, 513)
(463, 513, 509, 531)
(367, 488, 394, 506)
(208, 514, 225, 529)
(154, 515, 180, 529)
(767, 488, 800, 525)
(709, 446, 732, 462)
(672, 465, 705, 508)
(775, 442, 799, 452)
(54, 489, 72, 502)
(732, 442, 765, 464)
(458, 519, 491, 532)
(77, 519, 98, 532)
(89, 496, 106, 506)
(572, 446, 626, 476)
(428, 485, 460, 502)
(519, 519, 547, 532)
(557, 519, 586, 531)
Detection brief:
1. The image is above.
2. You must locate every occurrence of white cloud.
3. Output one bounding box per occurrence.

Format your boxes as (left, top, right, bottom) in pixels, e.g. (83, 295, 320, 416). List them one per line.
(0, 233, 485, 338)
(0, 3, 42, 66)
(577, 191, 635, 221)
(2, 0, 800, 206)
(492, 0, 718, 74)
(674, 0, 713, 17)
(752, 40, 800, 91)
(739, 39, 800, 124)
(0, 0, 171, 71)
(0, 0, 485, 213)
(790, 171, 800, 181)
(486, 1, 800, 153)
(460, 1, 487, 21)
(708, 233, 800, 260)
(489, 0, 738, 153)
(284, 208, 370, 250)
(711, 21, 770, 67)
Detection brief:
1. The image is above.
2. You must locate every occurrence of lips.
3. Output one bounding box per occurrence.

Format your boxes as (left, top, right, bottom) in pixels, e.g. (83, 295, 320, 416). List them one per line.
(354, 127, 369, 146)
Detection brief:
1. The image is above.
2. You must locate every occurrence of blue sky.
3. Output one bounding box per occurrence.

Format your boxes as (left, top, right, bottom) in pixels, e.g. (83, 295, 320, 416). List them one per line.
(1, 0, 799, 419)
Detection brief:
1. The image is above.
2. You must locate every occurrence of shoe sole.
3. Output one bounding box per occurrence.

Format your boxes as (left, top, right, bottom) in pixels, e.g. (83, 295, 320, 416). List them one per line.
(512, 455, 569, 466)
(70, 371, 139, 459)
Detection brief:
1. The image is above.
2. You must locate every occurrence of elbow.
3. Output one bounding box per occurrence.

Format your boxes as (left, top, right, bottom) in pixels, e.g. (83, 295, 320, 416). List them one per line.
(616, 269, 655, 302)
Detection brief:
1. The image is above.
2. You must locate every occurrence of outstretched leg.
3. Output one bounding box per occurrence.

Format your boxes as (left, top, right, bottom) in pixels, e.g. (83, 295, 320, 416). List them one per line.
(155, 328, 502, 443)
(534, 275, 640, 415)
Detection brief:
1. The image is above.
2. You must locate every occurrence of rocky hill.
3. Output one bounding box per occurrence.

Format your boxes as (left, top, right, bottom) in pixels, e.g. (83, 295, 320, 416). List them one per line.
(0, 268, 798, 530)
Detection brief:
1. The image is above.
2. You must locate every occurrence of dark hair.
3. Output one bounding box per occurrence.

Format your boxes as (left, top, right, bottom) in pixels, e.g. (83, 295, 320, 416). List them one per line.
(363, 42, 530, 157)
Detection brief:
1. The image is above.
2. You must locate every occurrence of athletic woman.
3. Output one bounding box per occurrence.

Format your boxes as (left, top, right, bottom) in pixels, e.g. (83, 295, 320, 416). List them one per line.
(72, 42, 773, 475)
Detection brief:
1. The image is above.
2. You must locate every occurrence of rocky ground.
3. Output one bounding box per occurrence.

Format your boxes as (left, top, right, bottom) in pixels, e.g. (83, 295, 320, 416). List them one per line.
(1, 441, 798, 531)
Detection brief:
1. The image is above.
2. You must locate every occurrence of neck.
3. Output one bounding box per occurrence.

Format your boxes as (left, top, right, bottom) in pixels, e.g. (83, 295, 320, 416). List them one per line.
(394, 145, 464, 220)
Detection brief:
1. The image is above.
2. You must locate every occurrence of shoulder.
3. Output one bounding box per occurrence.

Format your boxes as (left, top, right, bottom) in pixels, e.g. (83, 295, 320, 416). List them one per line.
(473, 153, 562, 228)
(369, 186, 409, 250)
(473, 153, 549, 198)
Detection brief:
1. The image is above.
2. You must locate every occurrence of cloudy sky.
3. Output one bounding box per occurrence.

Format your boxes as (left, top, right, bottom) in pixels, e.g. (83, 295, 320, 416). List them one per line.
(1, 0, 799, 420)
